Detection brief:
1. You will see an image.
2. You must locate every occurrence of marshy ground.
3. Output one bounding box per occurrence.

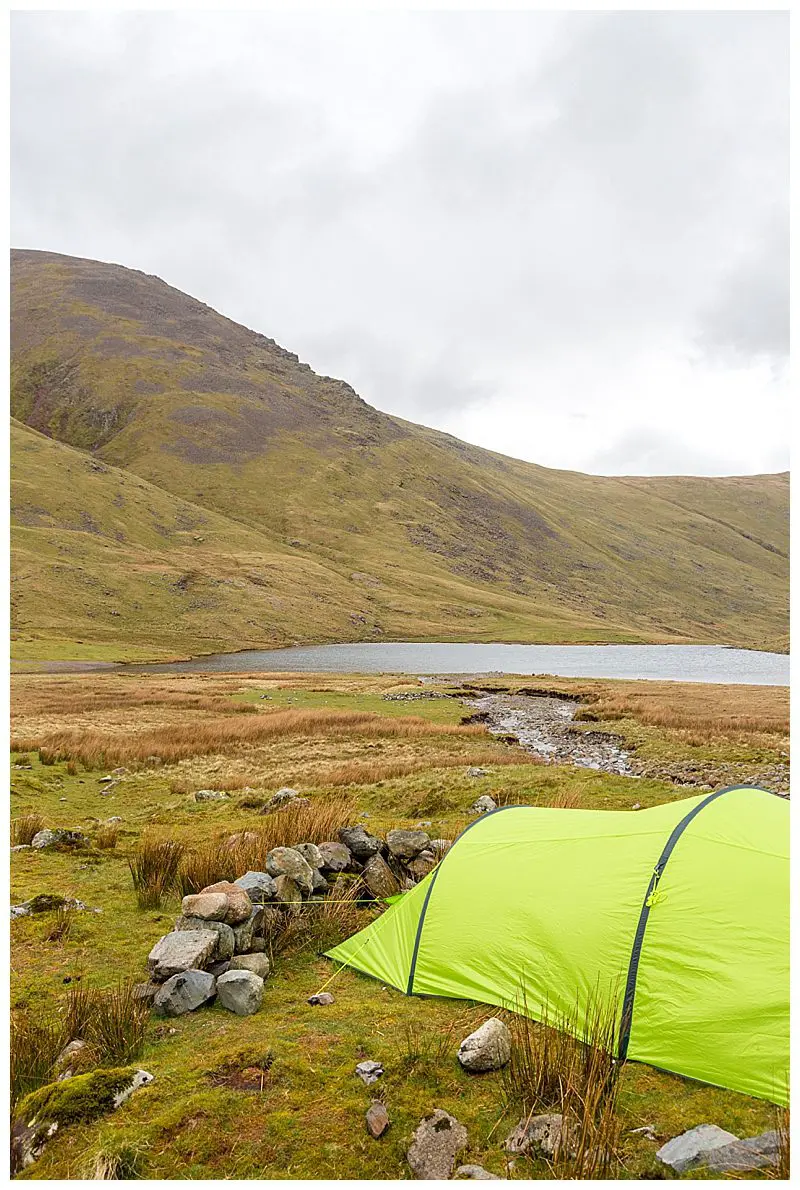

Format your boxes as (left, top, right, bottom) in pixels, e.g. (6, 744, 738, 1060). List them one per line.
(9, 671, 789, 1179)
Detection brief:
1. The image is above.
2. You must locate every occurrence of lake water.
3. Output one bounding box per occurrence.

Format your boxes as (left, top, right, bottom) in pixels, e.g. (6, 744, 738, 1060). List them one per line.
(125, 642, 789, 685)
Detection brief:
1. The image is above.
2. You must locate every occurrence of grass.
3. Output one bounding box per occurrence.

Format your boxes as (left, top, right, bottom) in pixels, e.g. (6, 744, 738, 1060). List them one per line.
(129, 838, 186, 909)
(12, 811, 45, 845)
(9, 670, 788, 1179)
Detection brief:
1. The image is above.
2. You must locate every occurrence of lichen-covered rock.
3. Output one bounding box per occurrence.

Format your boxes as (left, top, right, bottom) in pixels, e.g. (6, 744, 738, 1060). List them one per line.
(505, 1113, 574, 1159)
(273, 873, 303, 906)
(292, 842, 324, 870)
(318, 841, 352, 873)
(457, 1018, 511, 1072)
(232, 916, 254, 954)
(407, 850, 438, 880)
(362, 854, 401, 899)
(11, 1067, 154, 1174)
(180, 892, 229, 922)
(466, 767, 488, 778)
(216, 969, 264, 1015)
(454, 1166, 501, 1179)
(148, 930, 218, 981)
(194, 789, 229, 801)
(153, 970, 216, 1016)
(338, 825, 382, 860)
(31, 829, 89, 851)
(407, 1108, 468, 1179)
(199, 880, 253, 925)
(470, 795, 497, 816)
(703, 1131, 780, 1174)
(260, 787, 309, 813)
(265, 848, 314, 896)
(173, 916, 235, 961)
(656, 1125, 740, 1173)
(229, 953, 270, 980)
(386, 829, 430, 860)
(234, 871, 277, 903)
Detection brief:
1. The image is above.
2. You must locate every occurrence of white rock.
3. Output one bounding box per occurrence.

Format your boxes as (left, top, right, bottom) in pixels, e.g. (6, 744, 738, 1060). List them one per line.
(656, 1125, 740, 1173)
(458, 1018, 512, 1072)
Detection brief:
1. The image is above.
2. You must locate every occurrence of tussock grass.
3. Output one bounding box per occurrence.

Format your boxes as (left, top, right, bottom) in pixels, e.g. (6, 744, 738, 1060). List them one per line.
(64, 981, 149, 1066)
(11, 811, 44, 845)
(95, 822, 120, 849)
(18, 708, 487, 769)
(44, 904, 76, 943)
(81, 1144, 145, 1180)
(129, 837, 186, 908)
(10, 1013, 65, 1110)
(502, 990, 622, 1179)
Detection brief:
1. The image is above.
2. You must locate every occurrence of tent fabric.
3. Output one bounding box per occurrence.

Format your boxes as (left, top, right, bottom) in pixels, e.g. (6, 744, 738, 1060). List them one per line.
(326, 786, 788, 1104)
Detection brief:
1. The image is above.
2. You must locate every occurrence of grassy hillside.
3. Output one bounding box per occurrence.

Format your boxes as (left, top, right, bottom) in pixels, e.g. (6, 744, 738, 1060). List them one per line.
(11, 249, 789, 660)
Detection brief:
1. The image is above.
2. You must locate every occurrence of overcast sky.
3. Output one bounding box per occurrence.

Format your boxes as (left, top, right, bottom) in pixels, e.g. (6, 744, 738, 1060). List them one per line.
(11, 10, 788, 476)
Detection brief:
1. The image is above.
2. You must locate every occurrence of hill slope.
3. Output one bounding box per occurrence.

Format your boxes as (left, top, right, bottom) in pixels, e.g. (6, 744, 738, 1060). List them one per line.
(10, 249, 789, 660)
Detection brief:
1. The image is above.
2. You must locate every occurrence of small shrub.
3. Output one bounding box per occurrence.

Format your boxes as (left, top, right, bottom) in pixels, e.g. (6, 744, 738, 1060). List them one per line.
(96, 823, 120, 850)
(129, 836, 185, 908)
(11, 812, 44, 846)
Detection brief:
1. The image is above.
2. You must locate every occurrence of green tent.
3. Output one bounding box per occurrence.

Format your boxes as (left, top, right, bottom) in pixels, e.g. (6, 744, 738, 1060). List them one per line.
(327, 786, 788, 1104)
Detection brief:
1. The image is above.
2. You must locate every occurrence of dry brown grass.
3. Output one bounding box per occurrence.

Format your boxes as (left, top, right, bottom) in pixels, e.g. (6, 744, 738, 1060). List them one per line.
(129, 836, 186, 908)
(95, 822, 120, 849)
(11, 812, 45, 846)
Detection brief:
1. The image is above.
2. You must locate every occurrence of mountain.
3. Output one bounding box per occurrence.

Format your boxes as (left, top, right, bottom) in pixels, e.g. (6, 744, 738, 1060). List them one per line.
(10, 248, 789, 661)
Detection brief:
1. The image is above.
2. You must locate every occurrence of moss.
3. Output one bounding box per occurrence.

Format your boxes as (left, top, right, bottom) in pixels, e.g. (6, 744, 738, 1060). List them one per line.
(25, 895, 66, 915)
(16, 1067, 139, 1128)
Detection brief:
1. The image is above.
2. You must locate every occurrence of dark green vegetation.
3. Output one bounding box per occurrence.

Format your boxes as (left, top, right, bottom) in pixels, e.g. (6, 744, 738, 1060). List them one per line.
(11, 249, 788, 661)
(10, 672, 787, 1179)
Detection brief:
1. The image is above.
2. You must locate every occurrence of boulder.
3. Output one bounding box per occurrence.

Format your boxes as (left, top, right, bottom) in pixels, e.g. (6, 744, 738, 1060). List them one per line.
(11, 1068, 154, 1175)
(457, 1018, 512, 1072)
(30, 829, 88, 850)
(338, 825, 382, 860)
(386, 829, 430, 860)
(173, 917, 235, 961)
(199, 881, 253, 925)
(265, 847, 314, 896)
(248, 904, 266, 934)
(505, 1113, 573, 1159)
(148, 930, 218, 982)
(656, 1125, 740, 1173)
(232, 917, 254, 955)
(407, 850, 438, 880)
(208, 960, 231, 978)
(229, 953, 271, 980)
(454, 1166, 501, 1179)
(318, 841, 352, 873)
(234, 871, 277, 903)
(407, 1108, 468, 1179)
(216, 969, 264, 1015)
(273, 874, 303, 906)
(470, 795, 497, 815)
(153, 970, 216, 1016)
(366, 1101, 390, 1139)
(311, 869, 329, 895)
(180, 892, 229, 922)
(362, 854, 401, 899)
(292, 842, 324, 870)
(704, 1131, 780, 1174)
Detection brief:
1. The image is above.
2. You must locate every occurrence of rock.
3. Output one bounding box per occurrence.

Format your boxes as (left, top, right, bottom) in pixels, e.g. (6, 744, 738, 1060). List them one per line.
(180, 892, 229, 922)
(656, 1125, 740, 1173)
(629, 1125, 658, 1141)
(407, 1108, 468, 1179)
(470, 795, 497, 816)
(54, 1039, 89, 1080)
(153, 970, 216, 1016)
(292, 842, 324, 870)
(229, 953, 270, 980)
(318, 841, 352, 873)
(386, 829, 430, 860)
(429, 839, 452, 859)
(12, 893, 65, 916)
(234, 871, 277, 903)
(407, 850, 438, 880)
(704, 1131, 780, 1173)
(467, 767, 488, 778)
(632, 803, 642, 811)
(11, 1067, 154, 1175)
(132, 982, 160, 1005)
(194, 789, 229, 801)
(338, 825, 382, 860)
(457, 1018, 511, 1072)
(362, 854, 401, 899)
(311, 869, 329, 895)
(249, 936, 267, 953)
(415, 820, 432, 828)
(454, 1166, 501, 1179)
(216, 969, 264, 1015)
(147, 930, 218, 982)
(232, 914, 255, 954)
(199, 881, 253, 925)
(10, 844, 31, 853)
(265, 847, 314, 896)
(208, 960, 231, 977)
(260, 787, 309, 813)
(174, 917, 235, 961)
(30, 829, 88, 850)
(366, 1101, 390, 1138)
(505, 1113, 573, 1159)
(273, 874, 303, 906)
(355, 1060, 384, 1085)
(308, 992, 335, 1006)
